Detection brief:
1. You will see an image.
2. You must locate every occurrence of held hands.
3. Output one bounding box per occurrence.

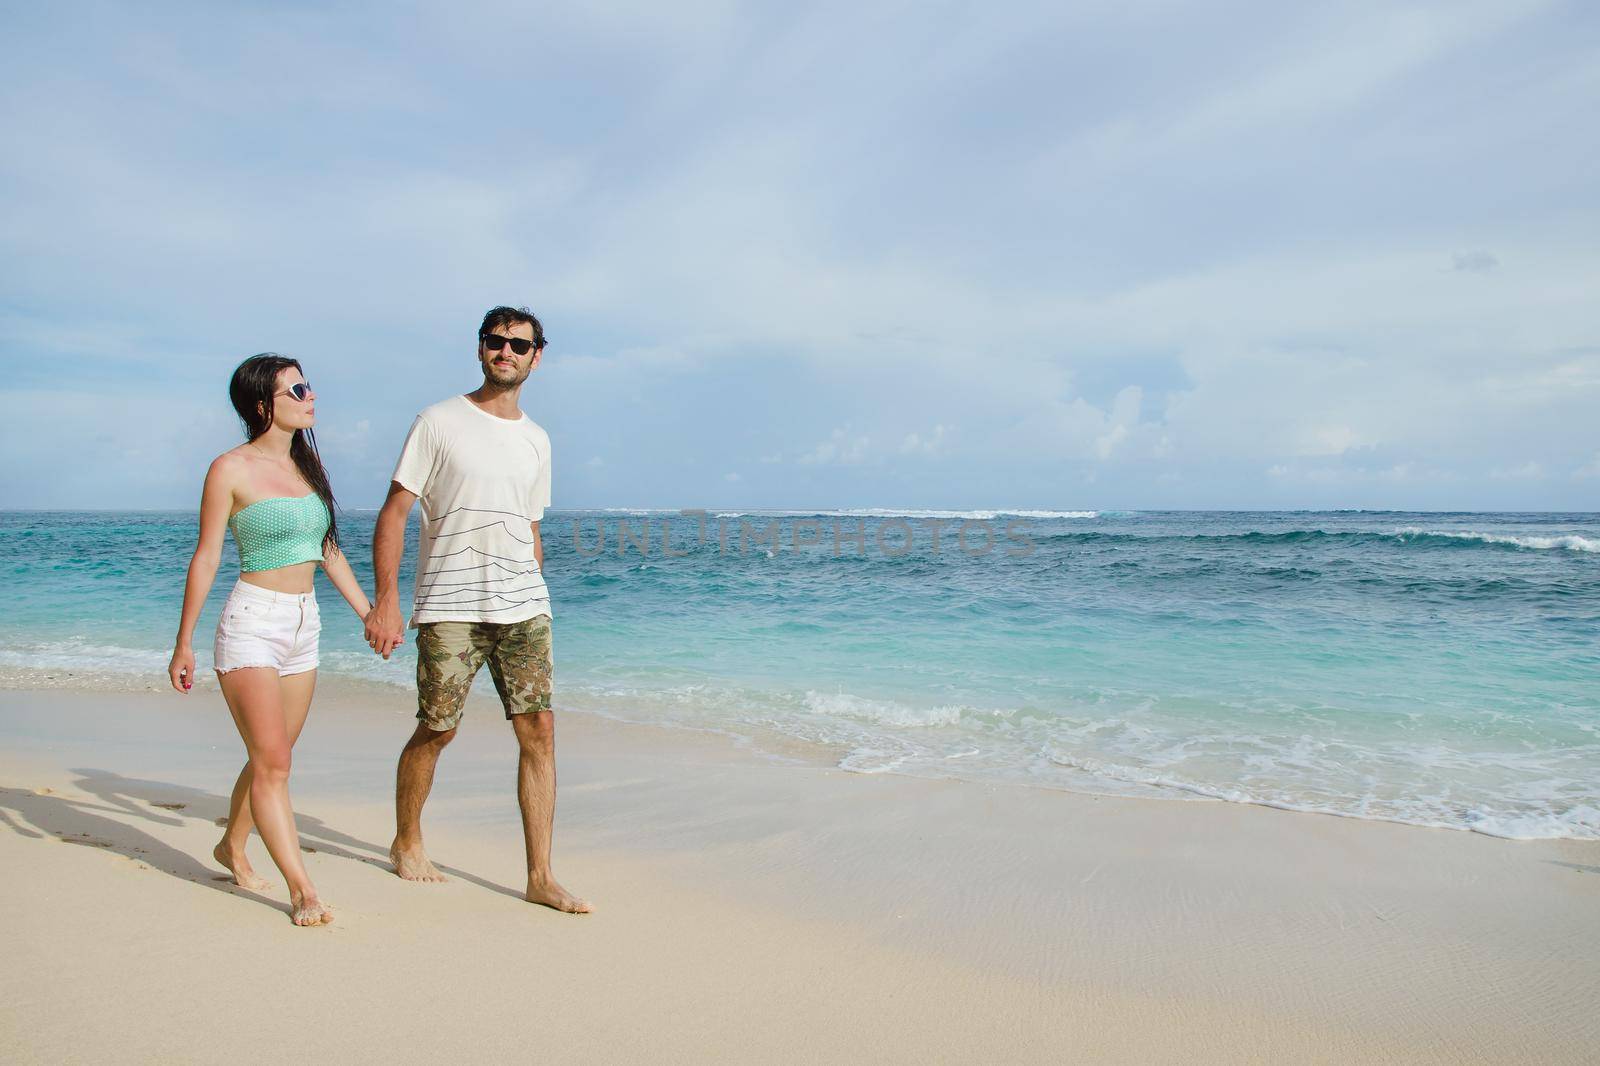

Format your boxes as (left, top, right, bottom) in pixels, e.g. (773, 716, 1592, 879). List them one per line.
(167, 646, 195, 694)
(364, 596, 406, 659)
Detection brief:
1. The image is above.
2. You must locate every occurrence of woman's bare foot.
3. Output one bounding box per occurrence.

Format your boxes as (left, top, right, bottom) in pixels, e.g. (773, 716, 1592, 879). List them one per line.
(213, 841, 270, 891)
(525, 873, 593, 914)
(390, 841, 448, 882)
(289, 890, 333, 927)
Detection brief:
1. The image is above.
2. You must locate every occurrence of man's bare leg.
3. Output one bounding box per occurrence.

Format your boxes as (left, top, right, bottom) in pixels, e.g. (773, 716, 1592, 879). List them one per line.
(511, 712, 591, 913)
(391, 721, 455, 882)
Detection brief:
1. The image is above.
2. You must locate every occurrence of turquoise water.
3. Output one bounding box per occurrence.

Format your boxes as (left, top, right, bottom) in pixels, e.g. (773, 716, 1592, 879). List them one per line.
(3, 509, 1597, 839)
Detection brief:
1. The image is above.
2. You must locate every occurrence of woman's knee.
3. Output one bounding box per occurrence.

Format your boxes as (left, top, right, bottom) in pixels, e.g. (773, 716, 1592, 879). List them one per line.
(252, 746, 293, 781)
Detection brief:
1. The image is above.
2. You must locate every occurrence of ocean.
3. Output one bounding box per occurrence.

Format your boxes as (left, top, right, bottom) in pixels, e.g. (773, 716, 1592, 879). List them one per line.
(3, 509, 1597, 840)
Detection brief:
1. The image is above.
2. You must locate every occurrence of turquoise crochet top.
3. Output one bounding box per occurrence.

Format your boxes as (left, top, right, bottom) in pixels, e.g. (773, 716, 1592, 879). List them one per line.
(229, 494, 329, 572)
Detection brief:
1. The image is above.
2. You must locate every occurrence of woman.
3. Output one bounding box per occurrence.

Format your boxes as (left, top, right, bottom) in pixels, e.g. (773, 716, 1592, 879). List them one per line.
(167, 354, 372, 926)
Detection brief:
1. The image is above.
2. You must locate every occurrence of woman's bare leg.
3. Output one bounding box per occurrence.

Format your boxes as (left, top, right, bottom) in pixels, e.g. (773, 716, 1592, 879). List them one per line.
(217, 666, 330, 926)
(215, 670, 317, 890)
(214, 764, 268, 889)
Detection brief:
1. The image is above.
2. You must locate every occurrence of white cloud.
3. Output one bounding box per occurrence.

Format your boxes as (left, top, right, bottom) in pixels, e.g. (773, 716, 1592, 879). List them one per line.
(1093, 387, 1142, 460)
(1489, 461, 1546, 481)
(1261, 461, 1455, 487)
(899, 424, 946, 456)
(1295, 425, 1371, 458)
(797, 428, 871, 467)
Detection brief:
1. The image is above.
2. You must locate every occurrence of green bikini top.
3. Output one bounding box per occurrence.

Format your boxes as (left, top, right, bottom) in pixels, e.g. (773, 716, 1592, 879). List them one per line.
(229, 494, 329, 572)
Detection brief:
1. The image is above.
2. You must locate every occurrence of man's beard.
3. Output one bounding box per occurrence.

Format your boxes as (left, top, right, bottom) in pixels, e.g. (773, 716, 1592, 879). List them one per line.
(483, 363, 530, 390)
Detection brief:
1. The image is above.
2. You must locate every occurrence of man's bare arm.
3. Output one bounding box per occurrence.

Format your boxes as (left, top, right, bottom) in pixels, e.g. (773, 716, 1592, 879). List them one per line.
(365, 481, 417, 659)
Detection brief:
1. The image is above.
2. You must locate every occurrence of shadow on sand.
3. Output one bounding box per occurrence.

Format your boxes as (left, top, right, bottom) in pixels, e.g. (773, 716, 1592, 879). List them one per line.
(0, 768, 527, 918)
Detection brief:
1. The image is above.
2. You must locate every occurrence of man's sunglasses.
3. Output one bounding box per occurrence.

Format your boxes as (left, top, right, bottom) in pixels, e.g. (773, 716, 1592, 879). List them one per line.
(481, 333, 538, 356)
(276, 382, 313, 402)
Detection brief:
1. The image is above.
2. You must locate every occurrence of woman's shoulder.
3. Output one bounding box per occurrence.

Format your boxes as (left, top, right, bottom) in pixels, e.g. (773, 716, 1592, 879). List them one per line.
(210, 444, 252, 469)
(195, 448, 252, 522)
(205, 447, 252, 487)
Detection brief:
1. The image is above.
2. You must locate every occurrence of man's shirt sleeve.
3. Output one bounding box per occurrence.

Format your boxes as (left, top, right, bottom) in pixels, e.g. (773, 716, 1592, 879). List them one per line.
(531, 431, 551, 523)
(391, 415, 438, 498)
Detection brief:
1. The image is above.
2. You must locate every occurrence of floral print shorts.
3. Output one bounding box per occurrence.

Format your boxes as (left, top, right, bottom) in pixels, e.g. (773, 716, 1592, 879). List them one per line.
(415, 614, 553, 731)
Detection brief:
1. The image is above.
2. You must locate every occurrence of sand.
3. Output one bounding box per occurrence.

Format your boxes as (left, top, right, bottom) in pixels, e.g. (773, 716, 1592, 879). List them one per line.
(2, 684, 1597, 1064)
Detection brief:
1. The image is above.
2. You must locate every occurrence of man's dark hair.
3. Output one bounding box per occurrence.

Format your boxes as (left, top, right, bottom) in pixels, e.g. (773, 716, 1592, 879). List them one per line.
(479, 305, 546, 350)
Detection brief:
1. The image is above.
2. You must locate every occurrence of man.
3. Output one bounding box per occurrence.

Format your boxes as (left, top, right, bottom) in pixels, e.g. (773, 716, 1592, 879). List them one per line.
(364, 305, 591, 914)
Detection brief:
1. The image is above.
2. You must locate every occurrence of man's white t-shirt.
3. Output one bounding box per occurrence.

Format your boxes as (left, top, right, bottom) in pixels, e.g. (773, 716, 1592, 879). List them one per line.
(390, 395, 552, 627)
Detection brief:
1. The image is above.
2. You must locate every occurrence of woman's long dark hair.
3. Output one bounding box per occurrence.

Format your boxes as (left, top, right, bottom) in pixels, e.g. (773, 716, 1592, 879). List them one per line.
(228, 354, 339, 550)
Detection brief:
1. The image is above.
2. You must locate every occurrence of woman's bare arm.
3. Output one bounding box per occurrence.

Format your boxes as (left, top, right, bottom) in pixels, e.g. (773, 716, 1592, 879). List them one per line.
(320, 541, 372, 620)
(168, 455, 237, 692)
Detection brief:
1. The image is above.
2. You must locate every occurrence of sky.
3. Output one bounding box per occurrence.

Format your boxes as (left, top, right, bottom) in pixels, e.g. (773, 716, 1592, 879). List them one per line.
(1, 0, 1597, 511)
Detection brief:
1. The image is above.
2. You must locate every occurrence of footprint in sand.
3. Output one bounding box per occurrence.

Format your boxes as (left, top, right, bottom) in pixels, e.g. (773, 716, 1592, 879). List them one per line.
(301, 845, 317, 853)
(213, 817, 229, 828)
(152, 802, 187, 811)
(59, 834, 113, 848)
(34, 787, 54, 796)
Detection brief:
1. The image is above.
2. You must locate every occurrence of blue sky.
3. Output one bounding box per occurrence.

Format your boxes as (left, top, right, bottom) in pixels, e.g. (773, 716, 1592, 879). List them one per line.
(2, 1, 1597, 510)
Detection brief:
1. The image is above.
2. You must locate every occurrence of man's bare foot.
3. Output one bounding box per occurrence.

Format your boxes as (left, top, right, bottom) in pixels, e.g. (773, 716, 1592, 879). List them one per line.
(390, 841, 448, 882)
(289, 890, 333, 927)
(213, 841, 270, 891)
(525, 874, 593, 914)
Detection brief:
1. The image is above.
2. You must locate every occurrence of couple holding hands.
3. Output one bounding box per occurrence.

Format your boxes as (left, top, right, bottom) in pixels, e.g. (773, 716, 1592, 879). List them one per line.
(167, 306, 590, 925)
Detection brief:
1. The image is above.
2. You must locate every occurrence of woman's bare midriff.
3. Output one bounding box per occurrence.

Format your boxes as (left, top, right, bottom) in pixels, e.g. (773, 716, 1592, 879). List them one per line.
(240, 560, 318, 594)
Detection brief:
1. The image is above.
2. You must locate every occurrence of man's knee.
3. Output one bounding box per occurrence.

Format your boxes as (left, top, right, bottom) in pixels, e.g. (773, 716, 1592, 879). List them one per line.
(407, 722, 458, 753)
(512, 711, 553, 754)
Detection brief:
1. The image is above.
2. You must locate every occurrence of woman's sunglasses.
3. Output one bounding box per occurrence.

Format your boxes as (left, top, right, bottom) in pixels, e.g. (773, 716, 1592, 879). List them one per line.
(481, 333, 537, 356)
(276, 382, 313, 402)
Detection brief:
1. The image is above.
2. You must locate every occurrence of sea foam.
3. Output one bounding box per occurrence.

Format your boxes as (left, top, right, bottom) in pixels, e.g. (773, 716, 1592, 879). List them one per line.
(1393, 528, 1600, 553)
(711, 509, 1099, 520)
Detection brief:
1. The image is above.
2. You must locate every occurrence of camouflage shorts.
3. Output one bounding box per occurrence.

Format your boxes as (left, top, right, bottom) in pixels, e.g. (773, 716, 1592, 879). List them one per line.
(415, 615, 553, 731)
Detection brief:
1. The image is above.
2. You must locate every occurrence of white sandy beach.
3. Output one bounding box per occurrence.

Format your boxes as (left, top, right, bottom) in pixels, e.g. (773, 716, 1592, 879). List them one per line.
(2, 682, 1597, 1064)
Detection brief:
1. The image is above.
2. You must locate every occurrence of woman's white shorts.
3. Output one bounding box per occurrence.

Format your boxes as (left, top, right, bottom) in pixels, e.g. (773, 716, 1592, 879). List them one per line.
(213, 579, 320, 676)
